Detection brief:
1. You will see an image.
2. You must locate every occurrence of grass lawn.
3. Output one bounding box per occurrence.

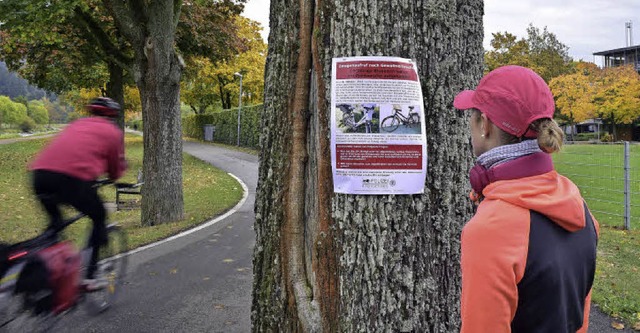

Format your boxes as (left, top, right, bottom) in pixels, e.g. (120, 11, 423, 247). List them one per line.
(0, 134, 243, 252)
(554, 143, 640, 327)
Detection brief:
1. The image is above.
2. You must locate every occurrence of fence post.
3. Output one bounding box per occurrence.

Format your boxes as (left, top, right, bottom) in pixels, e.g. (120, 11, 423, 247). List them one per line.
(624, 141, 631, 230)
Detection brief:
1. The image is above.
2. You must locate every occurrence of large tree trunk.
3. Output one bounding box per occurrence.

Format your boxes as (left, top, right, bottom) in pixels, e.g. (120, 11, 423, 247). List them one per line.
(107, 0, 185, 225)
(253, 0, 483, 331)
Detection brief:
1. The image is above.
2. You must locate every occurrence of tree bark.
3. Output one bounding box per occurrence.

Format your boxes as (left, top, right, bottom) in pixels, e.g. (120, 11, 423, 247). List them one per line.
(105, 61, 125, 129)
(106, 0, 184, 225)
(253, 0, 483, 331)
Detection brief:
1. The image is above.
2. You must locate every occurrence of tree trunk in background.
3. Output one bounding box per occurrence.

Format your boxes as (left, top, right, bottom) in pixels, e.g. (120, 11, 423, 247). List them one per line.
(253, 0, 483, 331)
(137, 22, 184, 225)
(105, 61, 125, 129)
(107, 0, 184, 225)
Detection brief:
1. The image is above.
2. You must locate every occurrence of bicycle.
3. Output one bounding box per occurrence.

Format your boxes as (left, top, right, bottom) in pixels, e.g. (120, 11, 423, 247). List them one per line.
(381, 106, 420, 132)
(0, 179, 129, 332)
(338, 104, 377, 133)
(337, 104, 357, 130)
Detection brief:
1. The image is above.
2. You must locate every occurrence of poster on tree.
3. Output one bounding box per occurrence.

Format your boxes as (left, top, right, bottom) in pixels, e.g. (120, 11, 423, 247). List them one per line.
(330, 56, 427, 194)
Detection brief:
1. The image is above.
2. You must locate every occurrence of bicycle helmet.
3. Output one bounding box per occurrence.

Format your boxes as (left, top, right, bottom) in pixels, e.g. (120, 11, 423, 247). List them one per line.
(87, 97, 121, 118)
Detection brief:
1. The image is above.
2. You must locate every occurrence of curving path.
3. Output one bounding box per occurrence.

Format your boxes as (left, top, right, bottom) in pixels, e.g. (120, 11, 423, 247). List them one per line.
(60, 141, 258, 332)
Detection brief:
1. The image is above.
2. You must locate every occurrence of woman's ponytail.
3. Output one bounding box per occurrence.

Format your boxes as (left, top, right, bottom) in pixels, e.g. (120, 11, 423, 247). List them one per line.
(531, 118, 564, 153)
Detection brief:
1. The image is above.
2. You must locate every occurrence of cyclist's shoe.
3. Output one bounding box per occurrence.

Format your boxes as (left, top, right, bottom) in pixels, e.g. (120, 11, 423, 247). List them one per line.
(82, 278, 108, 292)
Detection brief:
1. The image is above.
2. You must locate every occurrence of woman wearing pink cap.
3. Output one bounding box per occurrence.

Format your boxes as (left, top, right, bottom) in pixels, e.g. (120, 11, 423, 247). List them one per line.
(454, 65, 599, 333)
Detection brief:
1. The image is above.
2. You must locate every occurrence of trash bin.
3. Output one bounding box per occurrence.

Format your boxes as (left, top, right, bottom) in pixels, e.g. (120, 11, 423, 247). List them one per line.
(204, 124, 215, 142)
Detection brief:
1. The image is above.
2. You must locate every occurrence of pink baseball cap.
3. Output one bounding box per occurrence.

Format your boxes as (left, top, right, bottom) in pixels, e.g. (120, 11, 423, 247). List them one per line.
(453, 65, 555, 138)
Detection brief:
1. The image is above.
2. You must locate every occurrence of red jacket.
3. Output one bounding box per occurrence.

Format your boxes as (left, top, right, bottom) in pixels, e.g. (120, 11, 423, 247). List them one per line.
(461, 163, 599, 332)
(30, 117, 127, 181)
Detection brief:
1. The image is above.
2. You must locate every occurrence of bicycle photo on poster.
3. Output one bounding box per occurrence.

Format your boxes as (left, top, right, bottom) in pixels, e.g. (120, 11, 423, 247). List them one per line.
(380, 104, 422, 134)
(335, 103, 380, 133)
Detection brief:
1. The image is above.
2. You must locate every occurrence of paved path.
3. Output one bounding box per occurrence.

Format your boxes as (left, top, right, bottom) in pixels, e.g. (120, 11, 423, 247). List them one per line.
(6, 136, 624, 332)
(59, 141, 258, 332)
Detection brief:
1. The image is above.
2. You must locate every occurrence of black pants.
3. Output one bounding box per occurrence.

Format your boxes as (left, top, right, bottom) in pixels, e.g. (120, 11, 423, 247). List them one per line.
(32, 170, 107, 278)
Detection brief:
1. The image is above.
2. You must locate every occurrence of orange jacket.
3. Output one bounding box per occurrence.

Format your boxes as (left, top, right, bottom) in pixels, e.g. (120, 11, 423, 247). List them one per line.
(461, 170, 599, 333)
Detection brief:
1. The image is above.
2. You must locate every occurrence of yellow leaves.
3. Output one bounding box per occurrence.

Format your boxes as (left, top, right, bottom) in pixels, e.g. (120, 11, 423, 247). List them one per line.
(550, 64, 640, 126)
(550, 72, 595, 123)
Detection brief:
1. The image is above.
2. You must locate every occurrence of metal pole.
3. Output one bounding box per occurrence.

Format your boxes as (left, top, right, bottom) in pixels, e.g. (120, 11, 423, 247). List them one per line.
(624, 141, 631, 230)
(235, 73, 243, 146)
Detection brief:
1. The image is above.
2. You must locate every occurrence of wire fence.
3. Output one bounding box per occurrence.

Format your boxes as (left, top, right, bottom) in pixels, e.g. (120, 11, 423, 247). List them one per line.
(554, 141, 640, 230)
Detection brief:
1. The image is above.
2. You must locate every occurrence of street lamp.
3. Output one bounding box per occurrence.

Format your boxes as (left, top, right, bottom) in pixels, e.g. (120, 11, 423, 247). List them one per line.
(234, 72, 243, 146)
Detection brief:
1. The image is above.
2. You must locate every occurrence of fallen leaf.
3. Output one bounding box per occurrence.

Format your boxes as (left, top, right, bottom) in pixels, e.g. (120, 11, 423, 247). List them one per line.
(612, 321, 625, 330)
(170, 268, 178, 274)
(203, 277, 210, 281)
(223, 259, 234, 263)
(214, 304, 225, 309)
(236, 268, 246, 272)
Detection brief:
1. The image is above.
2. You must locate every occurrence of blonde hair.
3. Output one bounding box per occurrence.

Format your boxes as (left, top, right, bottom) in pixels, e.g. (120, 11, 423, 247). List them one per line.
(530, 118, 564, 153)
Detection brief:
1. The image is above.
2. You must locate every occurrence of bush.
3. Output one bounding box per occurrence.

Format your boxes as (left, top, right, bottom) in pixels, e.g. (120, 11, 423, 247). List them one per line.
(19, 117, 36, 133)
(182, 104, 262, 148)
(127, 119, 143, 131)
(572, 132, 597, 141)
(601, 132, 614, 142)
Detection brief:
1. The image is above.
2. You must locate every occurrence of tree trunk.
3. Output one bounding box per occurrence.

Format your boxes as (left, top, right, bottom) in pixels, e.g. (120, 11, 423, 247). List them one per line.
(253, 0, 483, 331)
(105, 61, 125, 129)
(107, 0, 185, 225)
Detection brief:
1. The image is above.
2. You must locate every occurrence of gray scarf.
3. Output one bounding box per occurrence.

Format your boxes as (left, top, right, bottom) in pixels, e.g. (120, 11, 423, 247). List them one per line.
(476, 140, 542, 169)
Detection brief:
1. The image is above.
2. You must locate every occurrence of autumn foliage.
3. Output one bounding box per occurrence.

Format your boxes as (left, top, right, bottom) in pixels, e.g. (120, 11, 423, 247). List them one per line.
(550, 64, 640, 127)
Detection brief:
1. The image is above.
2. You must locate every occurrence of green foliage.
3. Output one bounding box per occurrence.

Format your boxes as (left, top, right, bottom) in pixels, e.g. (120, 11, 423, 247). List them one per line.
(27, 100, 49, 124)
(0, 95, 28, 125)
(601, 132, 614, 142)
(572, 132, 598, 141)
(19, 117, 36, 133)
(182, 104, 262, 148)
(181, 16, 266, 112)
(485, 24, 573, 82)
(127, 119, 143, 131)
(177, 0, 247, 63)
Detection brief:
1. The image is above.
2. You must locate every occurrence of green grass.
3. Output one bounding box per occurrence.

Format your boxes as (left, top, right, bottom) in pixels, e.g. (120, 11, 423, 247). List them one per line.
(0, 135, 243, 251)
(554, 143, 640, 326)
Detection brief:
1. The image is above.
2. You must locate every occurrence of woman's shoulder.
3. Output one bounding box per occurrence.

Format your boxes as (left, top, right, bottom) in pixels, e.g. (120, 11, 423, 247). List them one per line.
(465, 199, 530, 234)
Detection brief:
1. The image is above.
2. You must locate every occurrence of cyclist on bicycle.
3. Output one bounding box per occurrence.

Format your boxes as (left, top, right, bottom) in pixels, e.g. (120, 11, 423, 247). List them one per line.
(28, 97, 127, 291)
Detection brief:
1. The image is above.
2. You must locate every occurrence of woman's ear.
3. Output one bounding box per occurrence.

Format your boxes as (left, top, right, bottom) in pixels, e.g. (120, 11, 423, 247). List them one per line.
(480, 113, 492, 138)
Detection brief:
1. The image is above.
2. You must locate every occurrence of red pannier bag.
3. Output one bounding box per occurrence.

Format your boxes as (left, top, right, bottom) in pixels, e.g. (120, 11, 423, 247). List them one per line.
(36, 241, 81, 313)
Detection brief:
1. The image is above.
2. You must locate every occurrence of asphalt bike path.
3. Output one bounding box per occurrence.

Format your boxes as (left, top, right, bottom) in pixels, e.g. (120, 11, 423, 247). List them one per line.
(59, 141, 257, 332)
(2, 136, 624, 332)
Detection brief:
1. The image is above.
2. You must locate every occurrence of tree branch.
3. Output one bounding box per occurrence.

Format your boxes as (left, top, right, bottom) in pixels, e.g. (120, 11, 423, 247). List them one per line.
(102, 0, 145, 48)
(173, 0, 183, 30)
(73, 7, 132, 71)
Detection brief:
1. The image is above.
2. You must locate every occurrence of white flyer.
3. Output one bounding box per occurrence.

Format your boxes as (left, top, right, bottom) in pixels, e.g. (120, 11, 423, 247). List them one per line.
(331, 56, 427, 194)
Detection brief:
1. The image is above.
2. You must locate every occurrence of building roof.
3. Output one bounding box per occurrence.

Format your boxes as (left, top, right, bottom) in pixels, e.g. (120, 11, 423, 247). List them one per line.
(593, 45, 640, 56)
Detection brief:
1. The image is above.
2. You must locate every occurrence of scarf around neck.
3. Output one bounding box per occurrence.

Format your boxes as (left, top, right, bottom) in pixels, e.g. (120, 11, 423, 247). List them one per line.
(476, 140, 542, 169)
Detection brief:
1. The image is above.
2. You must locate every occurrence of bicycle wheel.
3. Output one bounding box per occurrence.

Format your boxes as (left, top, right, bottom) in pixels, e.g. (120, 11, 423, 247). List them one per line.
(1, 274, 58, 333)
(83, 224, 128, 315)
(381, 116, 400, 132)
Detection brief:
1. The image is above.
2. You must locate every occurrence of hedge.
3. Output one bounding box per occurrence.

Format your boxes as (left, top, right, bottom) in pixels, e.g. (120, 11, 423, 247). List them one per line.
(182, 104, 262, 149)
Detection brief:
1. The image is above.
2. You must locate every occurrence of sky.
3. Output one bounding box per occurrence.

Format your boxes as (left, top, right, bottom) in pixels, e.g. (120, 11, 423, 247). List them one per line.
(243, 0, 640, 66)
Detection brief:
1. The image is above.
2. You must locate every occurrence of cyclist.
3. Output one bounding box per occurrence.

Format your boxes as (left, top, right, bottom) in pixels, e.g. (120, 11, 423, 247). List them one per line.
(354, 104, 376, 133)
(29, 97, 127, 291)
